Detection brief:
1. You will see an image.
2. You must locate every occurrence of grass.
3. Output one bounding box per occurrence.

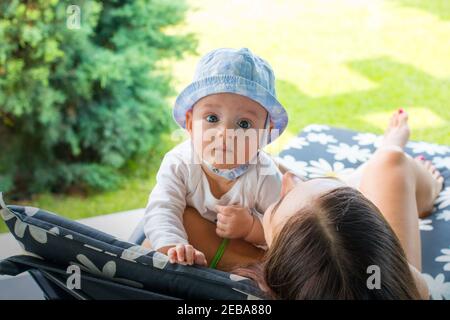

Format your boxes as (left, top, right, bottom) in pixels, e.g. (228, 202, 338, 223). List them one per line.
(2, 0, 449, 233)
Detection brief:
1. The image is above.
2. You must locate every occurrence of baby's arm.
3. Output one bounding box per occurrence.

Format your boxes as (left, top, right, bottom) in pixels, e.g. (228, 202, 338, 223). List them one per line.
(215, 205, 266, 246)
(143, 152, 206, 265)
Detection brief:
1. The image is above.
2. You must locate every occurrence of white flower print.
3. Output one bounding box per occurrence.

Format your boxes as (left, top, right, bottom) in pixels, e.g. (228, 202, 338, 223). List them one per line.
(0, 195, 50, 244)
(16, 240, 25, 251)
(422, 273, 450, 300)
(13, 219, 48, 244)
(303, 124, 330, 132)
(0, 208, 14, 221)
(418, 219, 433, 231)
(121, 245, 152, 262)
(230, 274, 250, 282)
(152, 251, 169, 270)
(433, 156, 450, 169)
(285, 136, 309, 150)
(436, 187, 450, 210)
(49, 227, 60, 235)
(280, 155, 309, 177)
(435, 248, 450, 272)
(0, 193, 15, 222)
(352, 132, 382, 148)
(24, 206, 39, 216)
(306, 133, 337, 145)
(71, 254, 144, 288)
(327, 143, 372, 164)
(407, 141, 450, 156)
(305, 158, 355, 179)
(436, 210, 450, 222)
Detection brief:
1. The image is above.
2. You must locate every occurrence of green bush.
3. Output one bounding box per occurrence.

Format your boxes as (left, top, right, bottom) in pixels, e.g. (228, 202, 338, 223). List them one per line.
(0, 0, 196, 197)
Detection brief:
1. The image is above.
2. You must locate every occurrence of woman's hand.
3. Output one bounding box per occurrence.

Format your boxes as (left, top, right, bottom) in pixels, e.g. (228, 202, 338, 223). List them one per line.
(215, 205, 254, 239)
(166, 244, 208, 266)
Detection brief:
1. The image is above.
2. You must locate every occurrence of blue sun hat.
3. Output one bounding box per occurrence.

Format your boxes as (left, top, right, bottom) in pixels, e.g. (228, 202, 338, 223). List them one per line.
(173, 48, 288, 142)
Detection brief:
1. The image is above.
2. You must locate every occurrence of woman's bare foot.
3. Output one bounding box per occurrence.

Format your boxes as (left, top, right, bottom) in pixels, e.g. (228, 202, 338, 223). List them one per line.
(341, 109, 411, 189)
(379, 109, 410, 150)
(376, 109, 443, 217)
(414, 156, 444, 218)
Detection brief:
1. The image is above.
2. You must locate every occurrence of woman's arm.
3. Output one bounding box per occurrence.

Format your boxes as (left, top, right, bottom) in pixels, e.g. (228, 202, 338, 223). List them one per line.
(182, 207, 265, 271)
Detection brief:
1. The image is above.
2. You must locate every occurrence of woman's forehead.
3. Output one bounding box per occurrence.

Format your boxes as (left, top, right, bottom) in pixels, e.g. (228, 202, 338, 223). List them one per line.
(274, 177, 344, 221)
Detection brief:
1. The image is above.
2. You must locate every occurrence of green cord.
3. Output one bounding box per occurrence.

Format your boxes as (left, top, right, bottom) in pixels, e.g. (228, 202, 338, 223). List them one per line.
(209, 238, 229, 269)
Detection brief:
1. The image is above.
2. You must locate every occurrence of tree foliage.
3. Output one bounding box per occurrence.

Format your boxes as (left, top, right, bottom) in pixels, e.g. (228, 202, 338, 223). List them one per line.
(0, 0, 196, 196)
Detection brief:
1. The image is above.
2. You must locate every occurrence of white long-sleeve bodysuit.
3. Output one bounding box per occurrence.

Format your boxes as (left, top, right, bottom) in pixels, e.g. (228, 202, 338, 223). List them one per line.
(143, 139, 282, 250)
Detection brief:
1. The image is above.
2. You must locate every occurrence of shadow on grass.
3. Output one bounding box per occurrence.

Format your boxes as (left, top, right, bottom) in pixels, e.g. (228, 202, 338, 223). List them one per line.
(393, 0, 450, 20)
(278, 56, 450, 144)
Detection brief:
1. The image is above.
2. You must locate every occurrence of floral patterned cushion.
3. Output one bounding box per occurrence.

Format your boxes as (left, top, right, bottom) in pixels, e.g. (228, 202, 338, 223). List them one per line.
(278, 124, 450, 300)
(0, 194, 265, 300)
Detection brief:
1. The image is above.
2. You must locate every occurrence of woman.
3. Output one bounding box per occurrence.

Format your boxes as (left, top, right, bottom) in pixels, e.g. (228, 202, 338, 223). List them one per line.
(160, 110, 443, 299)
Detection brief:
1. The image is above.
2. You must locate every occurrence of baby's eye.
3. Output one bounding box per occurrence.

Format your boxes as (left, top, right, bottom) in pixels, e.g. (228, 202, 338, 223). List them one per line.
(237, 119, 252, 129)
(205, 114, 219, 123)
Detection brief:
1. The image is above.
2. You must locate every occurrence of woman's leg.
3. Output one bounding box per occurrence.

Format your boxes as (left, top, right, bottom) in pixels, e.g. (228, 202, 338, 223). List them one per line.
(357, 111, 443, 271)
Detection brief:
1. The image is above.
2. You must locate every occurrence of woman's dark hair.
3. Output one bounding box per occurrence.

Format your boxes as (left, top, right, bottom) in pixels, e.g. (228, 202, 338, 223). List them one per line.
(235, 186, 421, 299)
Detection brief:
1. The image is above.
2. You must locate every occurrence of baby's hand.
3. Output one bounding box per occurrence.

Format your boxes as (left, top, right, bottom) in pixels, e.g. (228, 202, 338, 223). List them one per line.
(215, 205, 254, 239)
(167, 244, 207, 266)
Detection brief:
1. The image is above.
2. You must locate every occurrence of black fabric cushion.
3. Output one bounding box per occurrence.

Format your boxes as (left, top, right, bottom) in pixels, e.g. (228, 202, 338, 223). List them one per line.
(278, 124, 450, 300)
(0, 199, 266, 300)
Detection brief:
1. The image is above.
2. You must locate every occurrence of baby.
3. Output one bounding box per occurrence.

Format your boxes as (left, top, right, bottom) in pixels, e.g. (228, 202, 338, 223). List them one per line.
(143, 48, 288, 267)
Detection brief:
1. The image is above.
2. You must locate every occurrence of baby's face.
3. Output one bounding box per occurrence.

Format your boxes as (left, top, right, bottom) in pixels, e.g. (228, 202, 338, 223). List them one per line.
(186, 93, 270, 169)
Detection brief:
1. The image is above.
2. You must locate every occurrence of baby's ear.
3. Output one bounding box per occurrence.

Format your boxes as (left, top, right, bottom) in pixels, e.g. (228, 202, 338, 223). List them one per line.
(266, 121, 274, 143)
(185, 110, 193, 133)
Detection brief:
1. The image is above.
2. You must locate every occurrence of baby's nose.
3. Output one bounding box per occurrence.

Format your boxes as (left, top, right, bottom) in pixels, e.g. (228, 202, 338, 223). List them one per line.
(215, 122, 235, 137)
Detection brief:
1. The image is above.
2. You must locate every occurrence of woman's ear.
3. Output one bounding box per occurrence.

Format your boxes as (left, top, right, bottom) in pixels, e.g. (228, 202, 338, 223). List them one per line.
(185, 110, 193, 134)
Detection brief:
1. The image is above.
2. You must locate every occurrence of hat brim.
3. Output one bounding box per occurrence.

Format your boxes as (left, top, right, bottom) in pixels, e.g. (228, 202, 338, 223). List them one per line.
(173, 75, 288, 140)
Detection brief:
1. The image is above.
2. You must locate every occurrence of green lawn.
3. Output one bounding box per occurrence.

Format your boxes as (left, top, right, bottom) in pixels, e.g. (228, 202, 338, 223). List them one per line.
(2, 0, 449, 233)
